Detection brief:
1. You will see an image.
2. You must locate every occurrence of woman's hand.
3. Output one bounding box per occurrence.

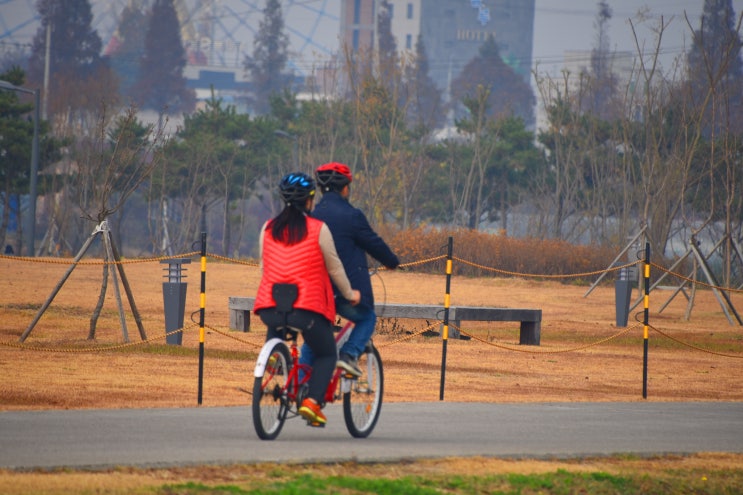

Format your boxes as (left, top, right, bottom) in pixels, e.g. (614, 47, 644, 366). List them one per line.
(349, 289, 361, 306)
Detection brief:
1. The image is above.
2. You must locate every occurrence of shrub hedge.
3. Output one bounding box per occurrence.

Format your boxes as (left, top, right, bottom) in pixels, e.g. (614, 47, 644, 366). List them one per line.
(378, 225, 618, 282)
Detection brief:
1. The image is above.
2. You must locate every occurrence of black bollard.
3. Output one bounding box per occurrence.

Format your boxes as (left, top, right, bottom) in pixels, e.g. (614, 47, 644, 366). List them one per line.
(161, 259, 191, 345)
(614, 266, 633, 327)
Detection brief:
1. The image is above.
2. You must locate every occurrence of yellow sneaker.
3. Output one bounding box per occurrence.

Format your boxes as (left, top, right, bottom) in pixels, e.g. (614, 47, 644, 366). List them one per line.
(298, 398, 327, 425)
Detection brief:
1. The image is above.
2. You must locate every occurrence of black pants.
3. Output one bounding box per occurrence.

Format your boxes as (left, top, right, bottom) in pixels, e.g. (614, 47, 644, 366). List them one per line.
(258, 308, 335, 404)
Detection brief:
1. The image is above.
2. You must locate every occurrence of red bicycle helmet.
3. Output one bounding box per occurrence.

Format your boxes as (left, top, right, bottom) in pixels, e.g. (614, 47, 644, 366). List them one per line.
(316, 162, 353, 192)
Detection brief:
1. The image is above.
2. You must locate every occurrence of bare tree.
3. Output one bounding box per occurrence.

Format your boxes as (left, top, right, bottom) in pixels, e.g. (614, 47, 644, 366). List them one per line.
(534, 70, 594, 241)
(341, 45, 409, 225)
(20, 104, 168, 343)
(683, 4, 743, 285)
(452, 86, 499, 229)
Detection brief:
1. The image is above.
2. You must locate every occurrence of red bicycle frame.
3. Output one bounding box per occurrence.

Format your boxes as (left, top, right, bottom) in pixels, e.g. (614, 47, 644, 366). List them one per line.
(271, 320, 355, 406)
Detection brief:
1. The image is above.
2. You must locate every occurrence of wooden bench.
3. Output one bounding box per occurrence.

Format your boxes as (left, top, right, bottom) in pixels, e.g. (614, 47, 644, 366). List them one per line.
(228, 297, 542, 345)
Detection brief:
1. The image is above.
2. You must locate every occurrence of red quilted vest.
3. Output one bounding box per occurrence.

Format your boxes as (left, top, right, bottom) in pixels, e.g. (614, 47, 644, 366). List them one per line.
(253, 217, 336, 323)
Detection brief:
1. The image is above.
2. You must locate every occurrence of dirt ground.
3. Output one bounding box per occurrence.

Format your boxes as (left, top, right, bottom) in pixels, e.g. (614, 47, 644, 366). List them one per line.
(2, 254, 742, 410)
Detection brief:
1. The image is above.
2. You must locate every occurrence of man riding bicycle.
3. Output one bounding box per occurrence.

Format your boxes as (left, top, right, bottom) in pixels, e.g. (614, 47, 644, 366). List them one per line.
(300, 163, 400, 377)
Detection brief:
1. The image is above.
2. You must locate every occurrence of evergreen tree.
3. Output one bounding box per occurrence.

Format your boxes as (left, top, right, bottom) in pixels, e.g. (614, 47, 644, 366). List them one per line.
(107, 3, 148, 102)
(157, 95, 275, 255)
(0, 67, 60, 251)
(377, 1, 399, 86)
(0, 66, 35, 249)
(451, 36, 535, 127)
(243, 0, 290, 115)
(27, 0, 105, 83)
(687, 0, 743, 134)
(404, 35, 443, 130)
(134, 0, 195, 114)
(27, 0, 116, 120)
(0, 46, 27, 74)
(587, 0, 618, 119)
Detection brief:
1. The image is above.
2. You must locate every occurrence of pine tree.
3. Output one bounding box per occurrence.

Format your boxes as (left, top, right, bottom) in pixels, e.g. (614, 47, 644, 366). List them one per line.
(0, 67, 35, 249)
(687, 0, 743, 134)
(243, 0, 290, 115)
(27, 0, 116, 120)
(108, 3, 148, 102)
(587, 0, 618, 119)
(27, 0, 105, 83)
(404, 35, 443, 130)
(0, 46, 27, 74)
(377, 0, 399, 86)
(134, 0, 195, 114)
(451, 36, 535, 126)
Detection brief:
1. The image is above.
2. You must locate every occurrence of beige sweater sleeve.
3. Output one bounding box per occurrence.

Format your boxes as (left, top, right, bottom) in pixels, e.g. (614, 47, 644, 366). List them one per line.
(319, 223, 356, 300)
(257, 221, 268, 270)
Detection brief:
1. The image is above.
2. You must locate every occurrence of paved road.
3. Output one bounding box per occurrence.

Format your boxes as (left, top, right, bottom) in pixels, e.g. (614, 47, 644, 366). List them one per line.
(1, 402, 742, 470)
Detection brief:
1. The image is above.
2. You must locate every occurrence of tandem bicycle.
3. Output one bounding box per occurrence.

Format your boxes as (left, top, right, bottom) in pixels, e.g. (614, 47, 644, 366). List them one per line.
(251, 284, 384, 440)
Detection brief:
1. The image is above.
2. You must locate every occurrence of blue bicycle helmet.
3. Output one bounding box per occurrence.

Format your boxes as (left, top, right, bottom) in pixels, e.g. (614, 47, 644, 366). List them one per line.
(279, 172, 316, 205)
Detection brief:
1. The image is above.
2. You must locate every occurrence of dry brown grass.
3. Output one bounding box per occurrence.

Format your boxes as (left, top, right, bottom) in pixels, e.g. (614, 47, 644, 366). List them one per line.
(2, 255, 743, 409)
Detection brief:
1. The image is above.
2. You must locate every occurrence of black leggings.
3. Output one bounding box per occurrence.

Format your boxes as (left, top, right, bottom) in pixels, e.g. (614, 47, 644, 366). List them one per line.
(258, 308, 335, 404)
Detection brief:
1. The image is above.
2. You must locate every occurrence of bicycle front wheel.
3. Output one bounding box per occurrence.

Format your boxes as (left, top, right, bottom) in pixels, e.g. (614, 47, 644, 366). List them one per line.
(252, 341, 291, 440)
(343, 344, 383, 438)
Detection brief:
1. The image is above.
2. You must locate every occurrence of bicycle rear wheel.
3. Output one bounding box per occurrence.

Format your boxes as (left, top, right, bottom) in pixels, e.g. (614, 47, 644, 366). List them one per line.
(343, 344, 383, 438)
(252, 341, 291, 440)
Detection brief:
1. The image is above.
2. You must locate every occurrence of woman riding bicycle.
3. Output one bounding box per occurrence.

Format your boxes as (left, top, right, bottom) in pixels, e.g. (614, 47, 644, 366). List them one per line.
(253, 172, 360, 426)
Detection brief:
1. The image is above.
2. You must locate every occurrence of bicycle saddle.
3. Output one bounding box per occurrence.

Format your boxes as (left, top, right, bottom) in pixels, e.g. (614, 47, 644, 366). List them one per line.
(272, 283, 299, 339)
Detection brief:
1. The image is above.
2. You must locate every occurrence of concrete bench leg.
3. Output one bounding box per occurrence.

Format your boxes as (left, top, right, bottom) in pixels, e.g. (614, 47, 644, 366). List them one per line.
(519, 321, 540, 345)
(230, 309, 250, 332)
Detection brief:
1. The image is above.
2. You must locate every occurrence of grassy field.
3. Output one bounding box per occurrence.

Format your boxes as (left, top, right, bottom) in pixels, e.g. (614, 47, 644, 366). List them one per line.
(1, 454, 742, 494)
(1, 254, 742, 493)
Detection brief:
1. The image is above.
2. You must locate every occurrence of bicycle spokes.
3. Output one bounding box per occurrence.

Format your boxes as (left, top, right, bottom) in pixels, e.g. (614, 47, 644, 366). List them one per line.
(342, 346, 383, 438)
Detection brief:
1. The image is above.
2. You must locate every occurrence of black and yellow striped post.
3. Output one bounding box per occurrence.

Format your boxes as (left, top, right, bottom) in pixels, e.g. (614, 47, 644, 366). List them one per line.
(642, 241, 650, 399)
(439, 236, 453, 401)
(197, 232, 207, 405)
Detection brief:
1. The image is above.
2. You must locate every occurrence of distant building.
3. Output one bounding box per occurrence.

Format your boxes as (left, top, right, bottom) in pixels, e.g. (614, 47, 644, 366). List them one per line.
(340, 0, 535, 92)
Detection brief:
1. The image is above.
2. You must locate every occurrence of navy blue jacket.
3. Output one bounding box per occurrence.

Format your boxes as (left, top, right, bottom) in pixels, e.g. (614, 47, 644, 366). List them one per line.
(312, 191, 399, 309)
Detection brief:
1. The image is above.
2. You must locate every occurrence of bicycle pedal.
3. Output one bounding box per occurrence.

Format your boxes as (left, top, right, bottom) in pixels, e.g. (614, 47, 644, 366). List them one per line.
(307, 420, 326, 428)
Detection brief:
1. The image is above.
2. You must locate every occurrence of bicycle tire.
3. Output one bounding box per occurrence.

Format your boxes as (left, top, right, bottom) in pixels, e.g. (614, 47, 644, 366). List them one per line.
(342, 344, 383, 438)
(252, 341, 291, 440)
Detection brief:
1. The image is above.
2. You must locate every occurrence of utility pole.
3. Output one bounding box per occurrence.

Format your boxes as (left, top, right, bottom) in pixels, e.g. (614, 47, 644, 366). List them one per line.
(43, 22, 51, 120)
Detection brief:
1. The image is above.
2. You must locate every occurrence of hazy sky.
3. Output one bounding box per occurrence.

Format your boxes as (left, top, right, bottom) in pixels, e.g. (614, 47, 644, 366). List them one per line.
(4, 0, 743, 79)
(532, 0, 743, 75)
